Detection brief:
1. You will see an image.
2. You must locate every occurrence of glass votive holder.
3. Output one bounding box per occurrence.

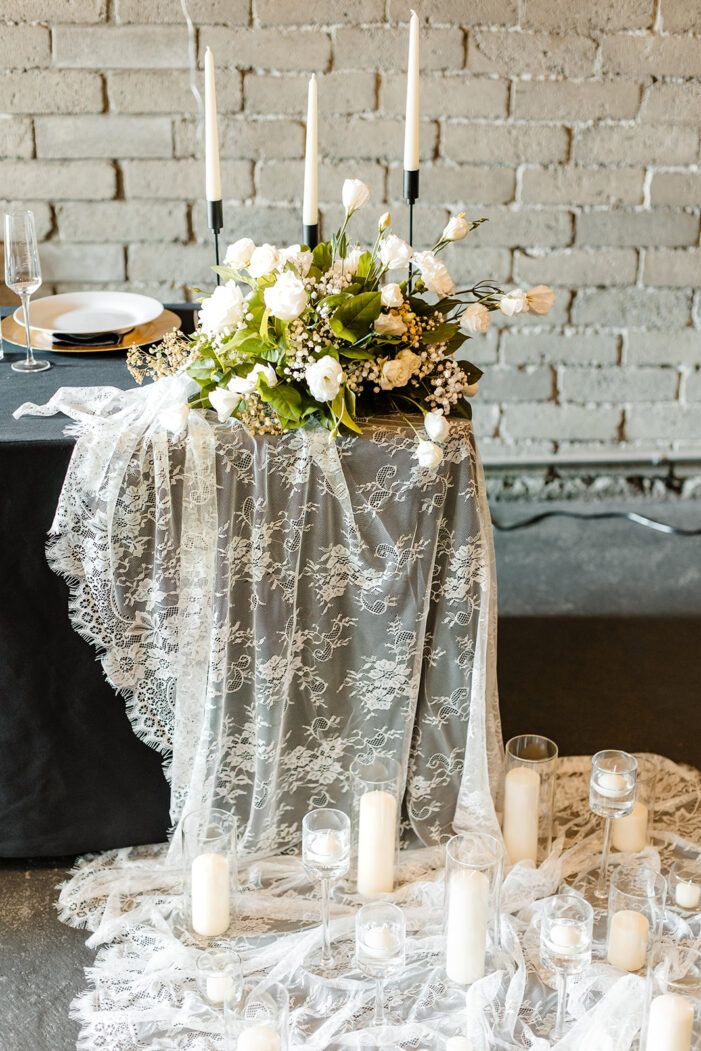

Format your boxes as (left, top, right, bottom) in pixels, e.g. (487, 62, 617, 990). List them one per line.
(196, 949, 242, 1007)
(350, 755, 401, 898)
(540, 894, 593, 1039)
(302, 807, 351, 974)
(606, 864, 666, 974)
(611, 755, 657, 854)
(444, 831, 502, 987)
(645, 946, 701, 1051)
(181, 807, 238, 939)
(669, 860, 701, 914)
(502, 734, 558, 865)
(355, 900, 406, 1026)
(225, 982, 289, 1051)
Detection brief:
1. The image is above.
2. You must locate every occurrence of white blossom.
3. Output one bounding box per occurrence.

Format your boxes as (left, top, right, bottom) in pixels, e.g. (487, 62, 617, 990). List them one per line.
(414, 440, 444, 470)
(379, 358, 411, 390)
(159, 403, 189, 434)
(442, 214, 471, 241)
(465, 382, 480, 397)
(413, 251, 456, 297)
(249, 243, 280, 278)
(342, 246, 365, 275)
(264, 270, 308, 322)
(306, 355, 344, 402)
(380, 282, 403, 308)
(341, 178, 370, 213)
(397, 348, 420, 374)
(499, 288, 528, 317)
(424, 411, 450, 442)
(279, 244, 313, 276)
(199, 281, 245, 335)
(224, 237, 255, 268)
(461, 302, 491, 334)
(374, 312, 407, 337)
(378, 211, 391, 231)
(526, 285, 555, 315)
(209, 387, 240, 423)
(229, 363, 278, 396)
(379, 233, 413, 270)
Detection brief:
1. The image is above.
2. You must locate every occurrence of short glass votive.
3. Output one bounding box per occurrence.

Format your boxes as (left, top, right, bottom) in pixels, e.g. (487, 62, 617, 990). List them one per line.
(502, 734, 558, 866)
(302, 807, 351, 974)
(195, 949, 242, 1007)
(351, 755, 401, 899)
(356, 900, 406, 1026)
(645, 946, 701, 1051)
(224, 981, 289, 1051)
(606, 864, 666, 974)
(181, 807, 238, 940)
(444, 831, 502, 987)
(669, 860, 701, 914)
(611, 755, 657, 854)
(540, 894, 593, 1040)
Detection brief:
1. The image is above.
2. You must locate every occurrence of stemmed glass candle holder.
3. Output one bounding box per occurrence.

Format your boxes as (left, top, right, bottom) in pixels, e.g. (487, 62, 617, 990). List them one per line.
(540, 894, 593, 1040)
(606, 864, 666, 974)
(181, 807, 238, 940)
(444, 831, 503, 987)
(4, 210, 50, 373)
(196, 949, 242, 1007)
(225, 982, 289, 1051)
(502, 734, 558, 866)
(669, 860, 701, 914)
(351, 756, 401, 898)
(356, 901, 406, 1026)
(645, 947, 701, 1051)
(302, 807, 350, 973)
(612, 756, 657, 854)
(579, 749, 638, 905)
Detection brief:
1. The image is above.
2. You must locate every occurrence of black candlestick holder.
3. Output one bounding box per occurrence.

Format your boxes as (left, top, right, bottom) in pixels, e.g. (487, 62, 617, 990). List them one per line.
(207, 199, 223, 285)
(403, 169, 419, 292)
(304, 223, 319, 250)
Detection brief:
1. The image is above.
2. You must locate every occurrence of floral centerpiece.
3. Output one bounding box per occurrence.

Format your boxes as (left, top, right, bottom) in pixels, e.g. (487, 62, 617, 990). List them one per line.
(129, 179, 554, 467)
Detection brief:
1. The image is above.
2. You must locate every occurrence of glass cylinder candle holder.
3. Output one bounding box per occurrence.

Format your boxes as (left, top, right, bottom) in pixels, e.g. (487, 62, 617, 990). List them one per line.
(302, 807, 351, 974)
(606, 864, 666, 974)
(669, 860, 701, 914)
(612, 755, 657, 854)
(502, 734, 558, 866)
(444, 831, 502, 988)
(583, 749, 638, 904)
(356, 900, 406, 1026)
(645, 947, 701, 1051)
(540, 894, 593, 1040)
(196, 949, 242, 1007)
(181, 807, 238, 940)
(351, 756, 401, 899)
(225, 982, 289, 1051)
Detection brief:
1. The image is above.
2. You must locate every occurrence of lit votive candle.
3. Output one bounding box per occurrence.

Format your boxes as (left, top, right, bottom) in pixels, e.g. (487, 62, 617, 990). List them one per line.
(607, 909, 649, 972)
(549, 922, 584, 954)
(205, 971, 235, 1004)
(363, 923, 399, 959)
(598, 771, 628, 798)
(236, 1025, 281, 1051)
(445, 868, 490, 986)
(502, 766, 540, 865)
(675, 879, 701, 911)
(612, 801, 649, 852)
(191, 853, 230, 937)
(309, 829, 343, 862)
(645, 993, 694, 1051)
(357, 790, 397, 897)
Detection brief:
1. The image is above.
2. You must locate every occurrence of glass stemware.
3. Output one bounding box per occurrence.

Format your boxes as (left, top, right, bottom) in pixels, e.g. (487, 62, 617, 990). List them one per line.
(302, 807, 350, 973)
(4, 210, 50, 373)
(574, 749, 637, 907)
(356, 901, 405, 1026)
(540, 893, 593, 1040)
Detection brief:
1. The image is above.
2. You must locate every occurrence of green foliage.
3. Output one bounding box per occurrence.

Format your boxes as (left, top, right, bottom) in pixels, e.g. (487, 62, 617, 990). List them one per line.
(329, 291, 382, 342)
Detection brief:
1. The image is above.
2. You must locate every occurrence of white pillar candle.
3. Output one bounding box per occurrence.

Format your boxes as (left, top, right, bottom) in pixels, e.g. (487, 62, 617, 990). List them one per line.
(302, 73, 318, 226)
(445, 868, 490, 986)
(403, 10, 420, 171)
(646, 994, 694, 1051)
(612, 801, 649, 852)
(675, 879, 701, 911)
(446, 1039, 474, 1051)
(607, 909, 649, 972)
(237, 1025, 281, 1051)
(206, 971, 235, 1004)
(502, 766, 540, 865)
(204, 47, 221, 202)
(357, 789, 397, 897)
(191, 853, 230, 937)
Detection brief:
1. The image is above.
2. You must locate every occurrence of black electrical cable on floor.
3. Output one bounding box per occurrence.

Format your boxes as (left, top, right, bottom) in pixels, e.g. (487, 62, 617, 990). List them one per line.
(491, 509, 701, 537)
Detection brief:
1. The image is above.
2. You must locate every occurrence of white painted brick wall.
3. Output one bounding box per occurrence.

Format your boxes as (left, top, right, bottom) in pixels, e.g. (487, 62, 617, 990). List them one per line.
(0, 0, 699, 459)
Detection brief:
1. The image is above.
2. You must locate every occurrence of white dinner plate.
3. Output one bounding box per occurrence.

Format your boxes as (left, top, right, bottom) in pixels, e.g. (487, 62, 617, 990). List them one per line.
(14, 291, 164, 335)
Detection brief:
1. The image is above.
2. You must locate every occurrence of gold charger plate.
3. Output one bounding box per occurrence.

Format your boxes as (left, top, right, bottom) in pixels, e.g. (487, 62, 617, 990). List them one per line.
(0, 308, 181, 353)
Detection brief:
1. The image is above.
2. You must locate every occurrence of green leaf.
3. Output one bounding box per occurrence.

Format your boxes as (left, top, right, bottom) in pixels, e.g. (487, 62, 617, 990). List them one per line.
(355, 251, 374, 279)
(312, 241, 333, 273)
(331, 389, 362, 435)
(329, 291, 382, 343)
(456, 360, 483, 385)
(421, 322, 459, 345)
(258, 379, 302, 422)
(259, 306, 272, 343)
(337, 344, 374, 361)
(317, 292, 351, 313)
(445, 330, 469, 355)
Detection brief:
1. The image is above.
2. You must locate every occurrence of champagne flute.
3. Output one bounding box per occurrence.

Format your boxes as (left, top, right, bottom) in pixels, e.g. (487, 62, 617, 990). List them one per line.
(4, 210, 51, 373)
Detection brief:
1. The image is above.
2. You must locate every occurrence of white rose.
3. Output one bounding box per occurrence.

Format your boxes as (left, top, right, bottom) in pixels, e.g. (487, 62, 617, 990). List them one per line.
(224, 237, 255, 268)
(209, 387, 240, 423)
(379, 358, 411, 390)
(499, 288, 528, 316)
(248, 243, 280, 278)
(442, 214, 471, 241)
(306, 355, 344, 402)
(228, 362, 278, 396)
(342, 178, 370, 213)
(461, 302, 491, 334)
(424, 410, 450, 442)
(379, 233, 413, 270)
(199, 281, 245, 336)
(397, 348, 420, 374)
(264, 270, 308, 322)
(374, 312, 407, 337)
(381, 282, 403, 308)
(414, 440, 444, 470)
(159, 403, 189, 434)
(378, 211, 391, 231)
(279, 244, 312, 276)
(343, 246, 364, 275)
(413, 251, 456, 297)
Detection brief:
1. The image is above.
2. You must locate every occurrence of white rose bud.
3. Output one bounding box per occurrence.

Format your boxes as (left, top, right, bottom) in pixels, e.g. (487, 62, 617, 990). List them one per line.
(414, 440, 444, 470)
(305, 355, 345, 402)
(209, 387, 240, 423)
(279, 244, 313, 276)
(248, 243, 280, 279)
(379, 233, 413, 270)
(413, 251, 456, 297)
(380, 282, 403, 308)
(424, 410, 450, 443)
(198, 281, 245, 336)
(379, 358, 411, 390)
(499, 288, 528, 317)
(224, 237, 255, 268)
(461, 302, 491, 335)
(228, 362, 278, 396)
(374, 312, 407, 337)
(341, 178, 370, 214)
(378, 211, 391, 231)
(442, 214, 471, 241)
(264, 269, 308, 322)
(525, 285, 556, 316)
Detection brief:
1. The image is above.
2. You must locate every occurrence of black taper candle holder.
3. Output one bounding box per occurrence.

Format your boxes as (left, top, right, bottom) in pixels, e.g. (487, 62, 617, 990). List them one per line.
(207, 199, 223, 285)
(404, 169, 419, 292)
(303, 223, 319, 250)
